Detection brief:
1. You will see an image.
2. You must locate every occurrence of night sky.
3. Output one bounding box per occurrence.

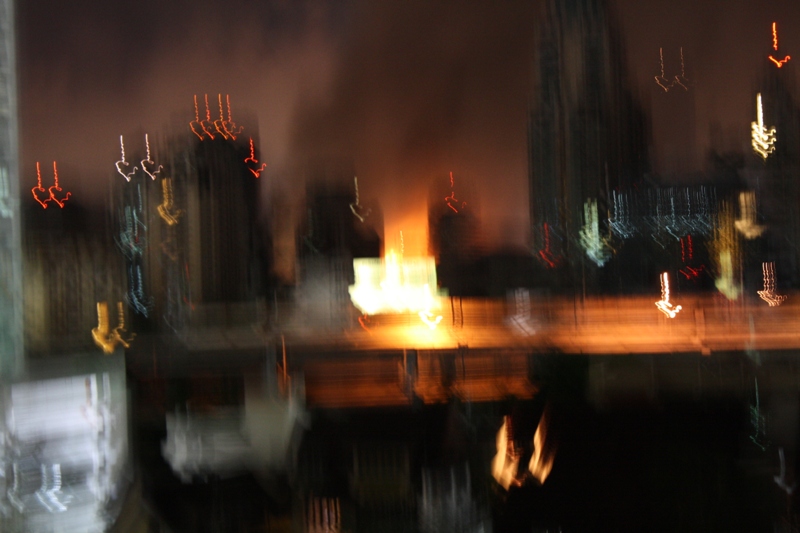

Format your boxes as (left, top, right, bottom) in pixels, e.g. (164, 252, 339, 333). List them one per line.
(16, 0, 800, 254)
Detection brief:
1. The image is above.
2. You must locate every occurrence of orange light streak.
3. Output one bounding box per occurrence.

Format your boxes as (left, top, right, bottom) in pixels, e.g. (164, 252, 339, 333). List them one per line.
(190, 95, 205, 140)
(224, 95, 243, 139)
(538, 223, 559, 268)
(244, 137, 267, 178)
(157, 178, 183, 226)
(201, 94, 216, 139)
(444, 171, 466, 213)
(214, 94, 230, 140)
(32, 162, 50, 208)
(673, 48, 689, 90)
(768, 23, 791, 67)
(655, 48, 672, 91)
(47, 161, 71, 208)
(140, 133, 163, 180)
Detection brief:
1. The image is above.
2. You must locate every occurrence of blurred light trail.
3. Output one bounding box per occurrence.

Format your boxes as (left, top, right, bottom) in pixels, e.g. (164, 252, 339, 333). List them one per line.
(47, 161, 71, 208)
(201, 94, 216, 140)
(537, 223, 560, 268)
(655, 47, 672, 91)
(735, 191, 766, 238)
(244, 137, 266, 178)
(214, 93, 230, 140)
(349, 176, 371, 222)
(758, 261, 787, 306)
(115, 135, 137, 181)
(190, 95, 205, 140)
(768, 22, 791, 68)
(655, 272, 682, 318)
(157, 177, 183, 226)
(673, 47, 690, 89)
(32, 161, 50, 208)
(774, 448, 796, 495)
(528, 407, 556, 485)
(140, 133, 162, 180)
(491, 417, 521, 490)
(579, 198, 612, 266)
(91, 301, 134, 354)
(752, 93, 777, 159)
(444, 171, 465, 213)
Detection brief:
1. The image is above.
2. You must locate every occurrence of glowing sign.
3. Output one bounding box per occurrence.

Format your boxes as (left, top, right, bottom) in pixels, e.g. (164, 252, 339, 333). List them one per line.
(349, 253, 443, 318)
(115, 135, 137, 181)
(349, 176, 371, 222)
(140, 133, 163, 180)
(579, 198, 612, 266)
(244, 137, 267, 178)
(0, 166, 10, 218)
(157, 177, 183, 226)
(752, 93, 777, 159)
(768, 22, 791, 68)
(735, 191, 766, 238)
(32, 162, 50, 208)
(757, 261, 787, 306)
(444, 171, 466, 213)
(655, 272, 682, 318)
(92, 301, 134, 354)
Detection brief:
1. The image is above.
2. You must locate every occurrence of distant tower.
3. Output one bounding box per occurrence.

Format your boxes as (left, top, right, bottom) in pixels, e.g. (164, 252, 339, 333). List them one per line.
(0, 0, 22, 378)
(528, 0, 649, 282)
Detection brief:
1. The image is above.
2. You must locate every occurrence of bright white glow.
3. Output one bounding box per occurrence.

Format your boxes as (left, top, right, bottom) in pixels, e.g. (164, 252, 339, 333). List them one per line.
(735, 191, 766, 239)
(579, 198, 612, 266)
(349, 253, 443, 324)
(758, 261, 787, 306)
(752, 93, 777, 160)
(655, 272, 682, 318)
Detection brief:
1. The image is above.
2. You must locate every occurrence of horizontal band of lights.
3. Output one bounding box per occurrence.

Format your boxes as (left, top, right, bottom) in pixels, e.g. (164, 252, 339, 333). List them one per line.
(752, 93, 777, 159)
(349, 253, 444, 328)
(768, 22, 791, 68)
(757, 261, 787, 306)
(244, 137, 267, 178)
(655, 272, 682, 318)
(349, 176, 371, 222)
(115, 135, 137, 181)
(579, 198, 612, 266)
(735, 190, 766, 239)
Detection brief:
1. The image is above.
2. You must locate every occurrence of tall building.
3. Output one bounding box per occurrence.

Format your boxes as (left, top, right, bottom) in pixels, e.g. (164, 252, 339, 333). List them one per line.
(528, 0, 649, 286)
(0, 0, 22, 378)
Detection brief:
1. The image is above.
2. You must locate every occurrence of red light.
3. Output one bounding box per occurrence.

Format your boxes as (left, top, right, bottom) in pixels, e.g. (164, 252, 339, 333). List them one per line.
(769, 23, 790, 67)
(244, 137, 267, 178)
(538, 223, 560, 268)
(201, 94, 216, 140)
(32, 162, 50, 209)
(190, 95, 205, 140)
(47, 161, 71, 208)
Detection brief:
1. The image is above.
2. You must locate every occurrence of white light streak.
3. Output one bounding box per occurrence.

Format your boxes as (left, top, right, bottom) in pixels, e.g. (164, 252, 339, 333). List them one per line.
(115, 135, 137, 182)
(579, 198, 612, 266)
(752, 93, 777, 160)
(655, 272, 682, 318)
(757, 261, 787, 306)
(140, 133, 163, 180)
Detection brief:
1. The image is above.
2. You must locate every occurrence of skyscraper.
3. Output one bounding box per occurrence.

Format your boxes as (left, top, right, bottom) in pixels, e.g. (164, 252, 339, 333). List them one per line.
(528, 0, 649, 285)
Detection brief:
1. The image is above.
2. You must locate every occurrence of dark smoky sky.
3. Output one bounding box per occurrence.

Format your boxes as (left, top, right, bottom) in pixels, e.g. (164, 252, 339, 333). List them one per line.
(17, 0, 800, 253)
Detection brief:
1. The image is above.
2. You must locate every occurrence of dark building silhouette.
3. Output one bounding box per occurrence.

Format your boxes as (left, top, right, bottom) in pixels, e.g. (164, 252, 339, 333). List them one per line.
(528, 0, 649, 288)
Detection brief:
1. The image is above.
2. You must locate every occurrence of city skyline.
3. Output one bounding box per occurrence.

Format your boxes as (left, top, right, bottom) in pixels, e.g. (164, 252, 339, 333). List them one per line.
(18, 0, 800, 256)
